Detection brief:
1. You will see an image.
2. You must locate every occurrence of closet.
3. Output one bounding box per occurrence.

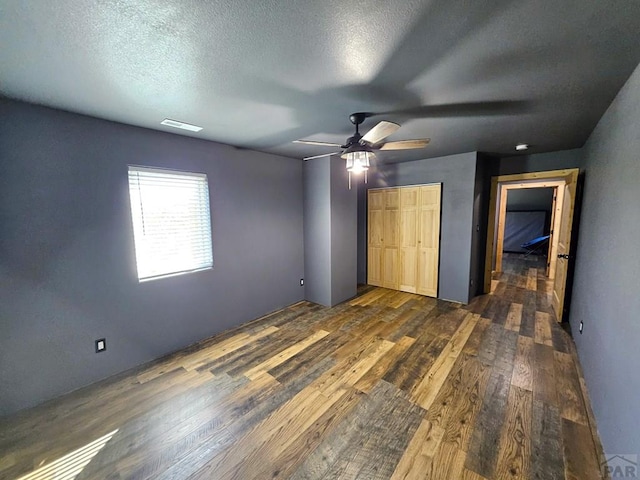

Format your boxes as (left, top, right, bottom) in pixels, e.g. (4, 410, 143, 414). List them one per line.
(367, 184, 441, 297)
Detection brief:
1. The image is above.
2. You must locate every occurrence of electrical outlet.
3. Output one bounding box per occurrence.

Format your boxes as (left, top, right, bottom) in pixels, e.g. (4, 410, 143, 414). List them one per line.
(579, 321, 583, 334)
(95, 338, 106, 353)
(300, 278, 304, 286)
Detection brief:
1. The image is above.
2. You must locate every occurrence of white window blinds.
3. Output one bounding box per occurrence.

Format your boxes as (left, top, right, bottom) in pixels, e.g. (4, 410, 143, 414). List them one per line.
(127, 166, 213, 282)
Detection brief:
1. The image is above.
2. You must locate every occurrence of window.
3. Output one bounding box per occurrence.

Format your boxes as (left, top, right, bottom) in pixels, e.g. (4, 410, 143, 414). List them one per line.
(127, 166, 213, 281)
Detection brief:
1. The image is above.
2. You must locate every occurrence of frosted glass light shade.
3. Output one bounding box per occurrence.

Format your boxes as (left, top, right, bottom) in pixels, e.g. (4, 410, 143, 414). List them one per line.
(344, 150, 372, 174)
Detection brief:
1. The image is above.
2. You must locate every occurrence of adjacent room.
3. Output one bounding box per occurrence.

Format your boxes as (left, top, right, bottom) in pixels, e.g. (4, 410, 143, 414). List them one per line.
(1, 1, 639, 479)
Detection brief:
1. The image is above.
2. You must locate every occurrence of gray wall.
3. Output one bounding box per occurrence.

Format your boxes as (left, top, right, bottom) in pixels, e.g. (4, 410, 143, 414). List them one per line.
(470, 154, 491, 298)
(329, 158, 357, 305)
(303, 159, 332, 306)
(0, 99, 305, 416)
(303, 156, 357, 306)
(496, 148, 583, 175)
(363, 152, 478, 304)
(569, 63, 640, 455)
(506, 188, 554, 212)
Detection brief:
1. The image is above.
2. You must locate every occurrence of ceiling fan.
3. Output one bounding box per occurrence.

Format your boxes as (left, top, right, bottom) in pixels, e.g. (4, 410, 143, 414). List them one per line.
(294, 112, 430, 188)
(293, 112, 430, 162)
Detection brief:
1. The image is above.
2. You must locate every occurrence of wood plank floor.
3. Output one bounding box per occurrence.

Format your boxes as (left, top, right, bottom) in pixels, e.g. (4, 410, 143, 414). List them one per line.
(0, 254, 606, 479)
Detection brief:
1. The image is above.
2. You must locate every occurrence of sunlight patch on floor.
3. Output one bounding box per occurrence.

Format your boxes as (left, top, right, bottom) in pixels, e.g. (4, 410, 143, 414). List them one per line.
(15, 429, 118, 480)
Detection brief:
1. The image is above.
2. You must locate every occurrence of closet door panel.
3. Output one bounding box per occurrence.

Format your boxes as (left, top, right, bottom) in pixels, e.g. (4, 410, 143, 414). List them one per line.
(367, 190, 385, 286)
(382, 248, 399, 289)
(382, 189, 400, 289)
(417, 185, 441, 297)
(399, 187, 419, 293)
(368, 246, 383, 286)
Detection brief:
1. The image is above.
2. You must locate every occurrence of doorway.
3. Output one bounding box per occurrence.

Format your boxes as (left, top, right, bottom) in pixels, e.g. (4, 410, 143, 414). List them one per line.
(502, 188, 554, 258)
(484, 169, 580, 321)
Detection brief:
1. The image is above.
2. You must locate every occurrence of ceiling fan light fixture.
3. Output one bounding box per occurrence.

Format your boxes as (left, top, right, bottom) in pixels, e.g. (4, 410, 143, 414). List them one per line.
(343, 149, 373, 173)
(341, 145, 373, 189)
(341, 143, 374, 169)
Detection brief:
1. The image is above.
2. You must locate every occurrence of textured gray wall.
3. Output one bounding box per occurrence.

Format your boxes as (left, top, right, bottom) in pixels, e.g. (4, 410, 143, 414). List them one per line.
(303, 158, 331, 306)
(0, 99, 305, 416)
(303, 157, 357, 307)
(330, 157, 357, 305)
(569, 63, 640, 455)
(364, 152, 478, 304)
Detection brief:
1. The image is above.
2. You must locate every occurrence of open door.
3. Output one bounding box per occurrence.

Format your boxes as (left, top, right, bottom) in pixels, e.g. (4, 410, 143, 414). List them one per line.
(545, 188, 558, 277)
(484, 168, 581, 322)
(552, 170, 579, 320)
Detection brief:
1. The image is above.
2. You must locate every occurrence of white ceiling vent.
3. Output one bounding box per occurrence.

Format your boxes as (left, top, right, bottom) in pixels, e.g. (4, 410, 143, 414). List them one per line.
(161, 119, 203, 132)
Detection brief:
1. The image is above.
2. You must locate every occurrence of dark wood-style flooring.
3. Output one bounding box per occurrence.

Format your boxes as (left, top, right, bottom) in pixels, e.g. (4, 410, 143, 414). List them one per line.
(0, 254, 606, 479)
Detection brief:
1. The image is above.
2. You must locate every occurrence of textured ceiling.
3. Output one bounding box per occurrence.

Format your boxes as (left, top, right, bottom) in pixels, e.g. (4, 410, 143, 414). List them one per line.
(1, 0, 640, 163)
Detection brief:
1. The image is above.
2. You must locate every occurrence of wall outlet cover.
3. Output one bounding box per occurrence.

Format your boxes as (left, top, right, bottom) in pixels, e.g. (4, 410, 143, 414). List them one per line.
(95, 338, 106, 353)
(300, 278, 304, 286)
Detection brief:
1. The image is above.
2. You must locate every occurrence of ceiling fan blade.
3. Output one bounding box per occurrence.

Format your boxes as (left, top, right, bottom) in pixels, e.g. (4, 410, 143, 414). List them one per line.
(361, 121, 400, 145)
(303, 152, 341, 161)
(293, 140, 342, 147)
(379, 139, 430, 150)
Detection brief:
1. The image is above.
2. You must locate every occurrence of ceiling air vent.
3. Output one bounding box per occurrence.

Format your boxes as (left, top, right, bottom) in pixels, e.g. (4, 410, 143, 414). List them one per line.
(160, 119, 203, 132)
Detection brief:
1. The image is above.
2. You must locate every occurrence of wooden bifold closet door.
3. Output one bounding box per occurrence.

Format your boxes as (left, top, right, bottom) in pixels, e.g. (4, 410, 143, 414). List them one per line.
(367, 184, 441, 297)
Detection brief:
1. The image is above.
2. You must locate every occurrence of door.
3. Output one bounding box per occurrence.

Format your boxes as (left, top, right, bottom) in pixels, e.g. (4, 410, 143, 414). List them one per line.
(417, 185, 441, 297)
(399, 187, 419, 293)
(367, 189, 384, 286)
(552, 171, 578, 320)
(382, 189, 400, 289)
(545, 187, 558, 277)
(484, 169, 581, 318)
